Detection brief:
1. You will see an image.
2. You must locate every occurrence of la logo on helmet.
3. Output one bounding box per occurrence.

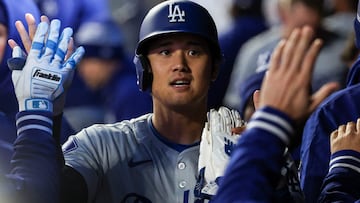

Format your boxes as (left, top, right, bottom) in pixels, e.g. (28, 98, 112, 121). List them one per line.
(168, 3, 185, 22)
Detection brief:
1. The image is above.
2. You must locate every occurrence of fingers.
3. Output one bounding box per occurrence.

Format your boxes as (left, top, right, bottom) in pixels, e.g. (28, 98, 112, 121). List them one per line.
(308, 82, 340, 115)
(25, 13, 37, 43)
(65, 37, 74, 60)
(280, 29, 301, 72)
(8, 39, 19, 49)
(289, 27, 315, 74)
(40, 15, 50, 24)
(345, 121, 356, 135)
(53, 27, 73, 67)
(268, 39, 286, 72)
(62, 46, 85, 71)
(28, 21, 49, 58)
(7, 46, 26, 71)
(299, 38, 323, 84)
(43, 19, 61, 59)
(15, 20, 32, 53)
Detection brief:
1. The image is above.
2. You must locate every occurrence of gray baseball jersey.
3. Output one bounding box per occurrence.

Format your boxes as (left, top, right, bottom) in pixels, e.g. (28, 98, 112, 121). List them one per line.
(62, 114, 200, 203)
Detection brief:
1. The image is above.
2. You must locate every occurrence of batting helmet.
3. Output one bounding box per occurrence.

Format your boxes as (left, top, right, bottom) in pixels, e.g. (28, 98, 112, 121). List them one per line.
(134, 0, 221, 91)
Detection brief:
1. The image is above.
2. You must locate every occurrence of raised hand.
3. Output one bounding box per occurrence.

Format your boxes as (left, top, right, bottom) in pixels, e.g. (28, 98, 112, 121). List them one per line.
(258, 26, 339, 121)
(330, 119, 360, 154)
(9, 19, 84, 113)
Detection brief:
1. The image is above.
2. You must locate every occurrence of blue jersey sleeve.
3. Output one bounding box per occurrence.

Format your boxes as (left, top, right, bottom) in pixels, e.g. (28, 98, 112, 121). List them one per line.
(1, 111, 61, 203)
(318, 150, 360, 202)
(211, 107, 295, 202)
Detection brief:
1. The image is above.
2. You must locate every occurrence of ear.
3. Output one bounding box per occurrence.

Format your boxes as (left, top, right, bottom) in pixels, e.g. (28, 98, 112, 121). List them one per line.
(253, 90, 260, 110)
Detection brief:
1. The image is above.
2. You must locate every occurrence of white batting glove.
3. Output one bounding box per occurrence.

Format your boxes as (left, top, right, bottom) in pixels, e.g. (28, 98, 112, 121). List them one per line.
(9, 19, 84, 113)
(195, 106, 245, 199)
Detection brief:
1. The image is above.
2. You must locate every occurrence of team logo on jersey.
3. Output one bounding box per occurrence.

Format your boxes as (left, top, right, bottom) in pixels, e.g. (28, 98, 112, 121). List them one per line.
(224, 137, 237, 156)
(168, 3, 185, 23)
(62, 137, 79, 154)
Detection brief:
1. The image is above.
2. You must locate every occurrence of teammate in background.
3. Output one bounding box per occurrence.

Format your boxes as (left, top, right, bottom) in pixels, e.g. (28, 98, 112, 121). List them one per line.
(33, 0, 112, 34)
(224, 0, 348, 111)
(1, 16, 84, 203)
(64, 20, 152, 132)
(9, 0, 338, 202)
(300, 1, 360, 201)
(207, 0, 267, 109)
(318, 119, 360, 202)
(212, 25, 339, 203)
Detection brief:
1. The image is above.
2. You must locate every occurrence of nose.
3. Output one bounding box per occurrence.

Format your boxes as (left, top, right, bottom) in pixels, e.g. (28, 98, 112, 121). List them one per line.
(172, 50, 189, 72)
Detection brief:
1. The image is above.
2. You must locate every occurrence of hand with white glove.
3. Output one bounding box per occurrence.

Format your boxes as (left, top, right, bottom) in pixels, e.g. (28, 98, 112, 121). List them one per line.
(9, 19, 84, 114)
(195, 106, 246, 199)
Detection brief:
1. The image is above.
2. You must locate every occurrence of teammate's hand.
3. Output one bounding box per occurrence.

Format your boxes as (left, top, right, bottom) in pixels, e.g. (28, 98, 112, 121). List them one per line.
(196, 106, 245, 199)
(330, 119, 360, 154)
(9, 19, 84, 113)
(258, 26, 339, 121)
(8, 14, 50, 53)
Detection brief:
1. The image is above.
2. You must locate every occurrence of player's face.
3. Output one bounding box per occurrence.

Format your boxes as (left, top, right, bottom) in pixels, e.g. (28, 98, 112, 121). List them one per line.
(147, 33, 213, 109)
(0, 23, 7, 63)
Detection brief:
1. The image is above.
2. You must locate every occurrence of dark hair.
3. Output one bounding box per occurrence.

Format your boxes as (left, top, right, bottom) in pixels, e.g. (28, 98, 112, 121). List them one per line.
(292, 0, 324, 16)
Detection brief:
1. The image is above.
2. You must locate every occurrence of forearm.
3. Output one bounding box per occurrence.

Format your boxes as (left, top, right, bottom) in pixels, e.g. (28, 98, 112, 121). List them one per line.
(212, 107, 295, 202)
(9, 111, 61, 203)
(318, 150, 360, 202)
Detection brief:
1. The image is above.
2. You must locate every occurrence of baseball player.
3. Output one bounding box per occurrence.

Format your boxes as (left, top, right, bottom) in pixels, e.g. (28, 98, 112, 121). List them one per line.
(60, 1, 224, 202)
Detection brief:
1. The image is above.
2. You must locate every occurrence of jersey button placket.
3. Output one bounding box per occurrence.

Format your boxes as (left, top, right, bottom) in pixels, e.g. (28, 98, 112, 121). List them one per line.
(179, 180, 187, 188)
(178, 162, 186, 170)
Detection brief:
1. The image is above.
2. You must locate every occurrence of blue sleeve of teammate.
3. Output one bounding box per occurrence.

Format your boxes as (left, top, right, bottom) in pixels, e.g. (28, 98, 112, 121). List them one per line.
(212, 107, 295, 202)
(300, 109, 333, 203)
(318, 150, 360, 202)
(3, 111, 61, 203)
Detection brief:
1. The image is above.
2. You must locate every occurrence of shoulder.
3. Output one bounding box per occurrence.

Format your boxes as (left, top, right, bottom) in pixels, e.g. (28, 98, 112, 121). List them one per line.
(64, 114, 153, 149)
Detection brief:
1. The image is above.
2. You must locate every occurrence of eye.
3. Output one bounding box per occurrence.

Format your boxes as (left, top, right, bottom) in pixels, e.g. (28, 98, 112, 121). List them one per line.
(160, 50, 170, 55)
(188, 50, 200, 56)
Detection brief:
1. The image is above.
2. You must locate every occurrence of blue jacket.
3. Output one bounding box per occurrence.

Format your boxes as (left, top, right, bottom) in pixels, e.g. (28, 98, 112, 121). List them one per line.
(318, 150, 360, 202)
(0, 111, 61, 203)
(300, 39, 360, 202)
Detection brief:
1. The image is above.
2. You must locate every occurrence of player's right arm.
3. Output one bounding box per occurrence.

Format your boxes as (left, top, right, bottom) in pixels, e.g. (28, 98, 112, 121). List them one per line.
(318, 119, 360, 202)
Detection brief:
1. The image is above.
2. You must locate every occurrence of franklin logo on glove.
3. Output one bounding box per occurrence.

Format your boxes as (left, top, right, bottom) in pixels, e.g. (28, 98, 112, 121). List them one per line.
(32, 68, 62, 84)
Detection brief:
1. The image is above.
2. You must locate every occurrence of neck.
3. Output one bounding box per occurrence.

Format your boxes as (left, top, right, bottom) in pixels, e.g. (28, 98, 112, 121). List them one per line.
(152, 104, 207, 145)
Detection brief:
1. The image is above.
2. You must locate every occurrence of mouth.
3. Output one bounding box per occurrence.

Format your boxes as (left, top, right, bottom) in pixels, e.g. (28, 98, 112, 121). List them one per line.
(170, 79, 191, 87)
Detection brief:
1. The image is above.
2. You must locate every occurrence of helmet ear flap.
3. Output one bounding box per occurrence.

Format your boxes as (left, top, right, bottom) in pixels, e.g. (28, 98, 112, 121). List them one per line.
(134, 54, 152, 91)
